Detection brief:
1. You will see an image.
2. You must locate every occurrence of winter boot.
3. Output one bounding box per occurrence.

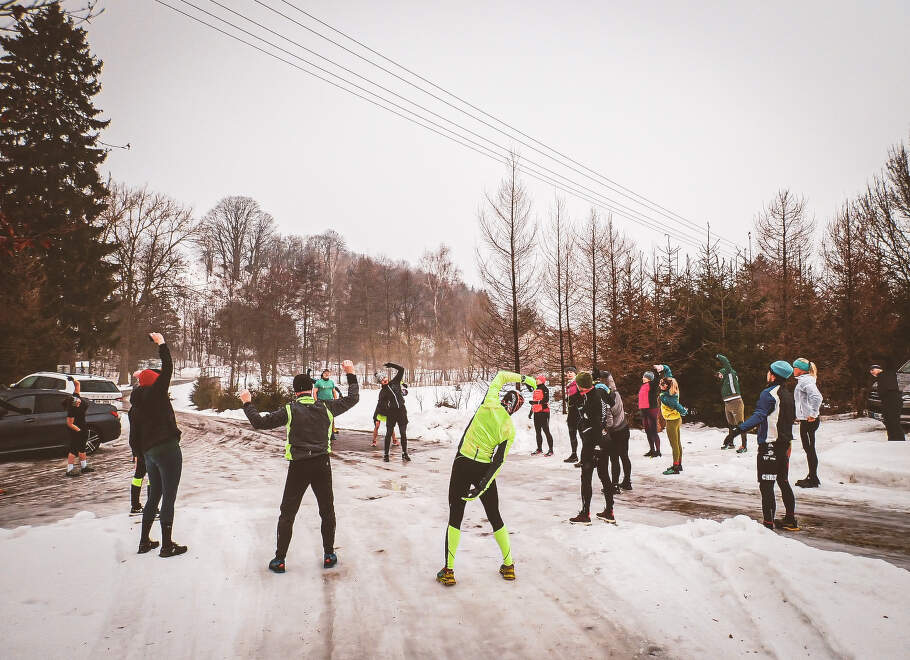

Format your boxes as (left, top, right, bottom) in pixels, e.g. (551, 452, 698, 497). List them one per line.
(499, 563, 516, 580)
(596, 509, 616, 524)
(324, 552, 337, 568)
(436, 567, 456, 586)
(563, 454, 578, 463)
(158, 523, 187, 558)
(569, 510, 592, 525)
(775, 516, 800, 532)
(137, 519, 159, 554)
(268, 556, 286, 573)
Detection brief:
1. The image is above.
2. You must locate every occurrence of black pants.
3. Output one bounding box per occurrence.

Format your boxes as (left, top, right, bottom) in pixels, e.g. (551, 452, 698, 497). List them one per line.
(580, 431, 613, 514)
(447, 455, 503, 530)
(882, 392, 906, 441)
(143, 443, 182, 527)
(799, 419, 820, 480)
(534, 411, 553, 452)
(757, 442, 795, 523)
(567, 417, 579, 455)
(384, 411, 409, 455)
(131, 455, 147, 508)
(609, 427, 631, 485)
(277, 456, 335, 558)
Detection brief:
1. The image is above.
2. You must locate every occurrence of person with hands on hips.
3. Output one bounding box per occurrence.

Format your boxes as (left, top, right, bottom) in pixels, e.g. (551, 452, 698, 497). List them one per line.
(436, 371, 536, 587)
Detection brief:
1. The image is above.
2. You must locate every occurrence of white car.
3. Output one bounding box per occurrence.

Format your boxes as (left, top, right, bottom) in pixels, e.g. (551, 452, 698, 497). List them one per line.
(11, 372, 125, 410)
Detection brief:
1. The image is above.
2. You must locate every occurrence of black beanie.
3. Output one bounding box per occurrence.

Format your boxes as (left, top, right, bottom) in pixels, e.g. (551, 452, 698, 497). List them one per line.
(293, 371, 315, 393)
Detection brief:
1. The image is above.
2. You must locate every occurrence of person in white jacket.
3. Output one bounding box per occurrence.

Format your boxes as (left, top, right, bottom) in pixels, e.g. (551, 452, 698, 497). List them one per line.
(792, 358, 823, 488)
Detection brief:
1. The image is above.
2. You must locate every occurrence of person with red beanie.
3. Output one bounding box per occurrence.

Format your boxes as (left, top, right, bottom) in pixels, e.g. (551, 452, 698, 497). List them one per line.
(130, 333, 187, 558)
(529, 374, 554, 456)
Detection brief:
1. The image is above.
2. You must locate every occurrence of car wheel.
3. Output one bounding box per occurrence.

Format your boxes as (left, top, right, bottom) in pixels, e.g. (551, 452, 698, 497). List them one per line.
(85, 427, 102, 454)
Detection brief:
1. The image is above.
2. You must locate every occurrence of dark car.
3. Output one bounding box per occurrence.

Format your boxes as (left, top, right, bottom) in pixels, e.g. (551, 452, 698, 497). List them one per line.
(0, 388, 121, 456)
(867, 359, 910, 425)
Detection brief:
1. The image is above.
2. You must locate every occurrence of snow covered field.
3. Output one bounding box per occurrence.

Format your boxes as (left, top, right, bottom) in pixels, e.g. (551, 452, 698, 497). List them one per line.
(2, 381, 908, 658)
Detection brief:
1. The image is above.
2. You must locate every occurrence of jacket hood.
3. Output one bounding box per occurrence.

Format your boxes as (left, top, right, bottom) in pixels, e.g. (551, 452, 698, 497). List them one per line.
(716, 354, 733, 372)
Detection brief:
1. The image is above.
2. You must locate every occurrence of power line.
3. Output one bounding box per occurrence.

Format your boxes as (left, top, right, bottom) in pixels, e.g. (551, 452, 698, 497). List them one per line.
(153, 0, 735, 256)
(268, 0, 738, 249)
(194, 0, 723, 252)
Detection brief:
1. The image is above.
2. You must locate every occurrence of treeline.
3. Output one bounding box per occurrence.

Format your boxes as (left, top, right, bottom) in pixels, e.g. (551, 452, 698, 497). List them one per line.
(473, 149, 910, 425)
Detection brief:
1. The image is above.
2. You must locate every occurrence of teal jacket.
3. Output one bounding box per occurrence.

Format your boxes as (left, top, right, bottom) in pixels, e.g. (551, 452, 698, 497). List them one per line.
(659, 391, 688, 417)
(715, 354, 742, 401)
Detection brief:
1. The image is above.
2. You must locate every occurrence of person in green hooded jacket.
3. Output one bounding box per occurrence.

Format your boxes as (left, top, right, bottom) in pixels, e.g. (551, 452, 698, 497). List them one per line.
(716, 354, 746, 450)
(437, 370, 536, 587)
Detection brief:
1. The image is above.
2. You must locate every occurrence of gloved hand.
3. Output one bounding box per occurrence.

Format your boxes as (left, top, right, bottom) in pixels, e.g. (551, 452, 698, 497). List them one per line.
(681, 407, 689, 417)
(462, 485, 482, 501)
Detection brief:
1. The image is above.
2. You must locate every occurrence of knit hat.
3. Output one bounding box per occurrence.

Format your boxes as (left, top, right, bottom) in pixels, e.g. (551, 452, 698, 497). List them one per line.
(565, 365, 578, 374)
(575, 372, 594, 390)
(643, 371, 655, 381)
(869, 364, 883, 371)
(293, 371, 315, 393)
(375, 371, 388, 383)
(792, 358, 811, 372)
(536, 374, 547, 385)
(137, 369, 160, 387)
(769, 361, 794, 379)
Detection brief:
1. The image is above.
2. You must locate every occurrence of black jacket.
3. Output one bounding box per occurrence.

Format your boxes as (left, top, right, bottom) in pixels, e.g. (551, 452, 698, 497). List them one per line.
(576, 387, 608, 440)
(377, 362, 407, 419)
(876, 369, 900, 394)
(130, 343, 181, 454)
(243, 373, 360, 460)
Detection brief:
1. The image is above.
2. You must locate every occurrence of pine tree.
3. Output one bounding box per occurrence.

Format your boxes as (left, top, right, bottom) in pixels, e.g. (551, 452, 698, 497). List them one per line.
(0, 3, 117, 374)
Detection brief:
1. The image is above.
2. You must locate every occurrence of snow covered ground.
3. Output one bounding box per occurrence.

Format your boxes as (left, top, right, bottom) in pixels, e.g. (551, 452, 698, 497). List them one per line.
(2, 381, 908, 658)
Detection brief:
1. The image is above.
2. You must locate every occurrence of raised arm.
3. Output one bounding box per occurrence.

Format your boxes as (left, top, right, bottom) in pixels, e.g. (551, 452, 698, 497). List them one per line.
(385, 362, 404, 386)
(483, 371, 535, 406)
(326, 360, 360, 417)
(148, 333, 173, 398)
(241, 400, 290, 431)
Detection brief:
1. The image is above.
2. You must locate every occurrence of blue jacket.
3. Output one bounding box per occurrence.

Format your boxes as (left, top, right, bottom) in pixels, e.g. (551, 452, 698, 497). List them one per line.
(739, 383, 795, 445)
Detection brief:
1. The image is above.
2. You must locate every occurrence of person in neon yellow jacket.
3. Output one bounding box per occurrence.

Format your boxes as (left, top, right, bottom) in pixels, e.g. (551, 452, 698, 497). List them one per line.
(436, 370, 536, 587)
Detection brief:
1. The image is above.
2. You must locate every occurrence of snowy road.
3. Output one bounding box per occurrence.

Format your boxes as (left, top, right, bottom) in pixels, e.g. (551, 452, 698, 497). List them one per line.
(2, 410, 909, 658)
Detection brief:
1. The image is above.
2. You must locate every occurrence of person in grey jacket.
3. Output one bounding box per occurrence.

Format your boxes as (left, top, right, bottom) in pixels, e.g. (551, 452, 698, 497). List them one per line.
(792, 358, 823, 488)
(595, 369, 631, 491)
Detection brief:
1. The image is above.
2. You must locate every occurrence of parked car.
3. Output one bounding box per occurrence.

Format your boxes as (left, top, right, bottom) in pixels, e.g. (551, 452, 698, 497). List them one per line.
(0, 389, 121, 456)
(867, 359, 910, 425)
(11, 372, 124, 409)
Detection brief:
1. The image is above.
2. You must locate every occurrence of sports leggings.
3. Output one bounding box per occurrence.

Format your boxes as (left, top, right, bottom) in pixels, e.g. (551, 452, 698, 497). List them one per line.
(758, 444, 795, 523)
(534, 412, 553, 452)
(609, 427, 631, 485)
(384, 413, 408, 456)
(665, 417, 682, 464)
(580, 432, 612, 513)
(447, 456, 503, 530)
(799, 419, 820, 480)
(641, 408, 660, 453)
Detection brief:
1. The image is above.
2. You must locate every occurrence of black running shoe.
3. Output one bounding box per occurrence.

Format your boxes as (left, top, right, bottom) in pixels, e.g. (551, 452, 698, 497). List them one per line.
(269, 556, 285, 573)
(643, 450, 654, 457)
(595, 509, 616, 524)
(402, 453, 411, 462)
(80, 465, 94, 473)
(569, 511, 592, 525)
(383, 455, 390, 463)
(159, 542, 187, 558)
(563, 454, 578, 463)
(137, 539, 159, 554)
(324, 552, 337, 568)
(620, 481, 632, 491)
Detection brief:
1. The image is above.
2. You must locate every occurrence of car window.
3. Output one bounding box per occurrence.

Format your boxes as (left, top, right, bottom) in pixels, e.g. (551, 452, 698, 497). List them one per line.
(0, 395, 35, 415)
(15, 375, 39, 388)
(34, 393, 70, 414)
(899, 360, 910, 374)
(78, 379, 119, 393)
(33, 376, 66, 390)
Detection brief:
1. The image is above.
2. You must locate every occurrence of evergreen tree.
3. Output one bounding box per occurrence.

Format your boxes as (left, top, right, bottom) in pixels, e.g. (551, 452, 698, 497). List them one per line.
(0, 3, 117, 376)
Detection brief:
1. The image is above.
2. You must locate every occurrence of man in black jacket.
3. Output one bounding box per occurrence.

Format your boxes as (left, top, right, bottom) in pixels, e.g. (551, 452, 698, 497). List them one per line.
(131, 333, 186, 557)
(569, 372, 615, 525)
(376, 361, 410, 463)
(870, 364, 906, 441)
(239, 360, 360, 573)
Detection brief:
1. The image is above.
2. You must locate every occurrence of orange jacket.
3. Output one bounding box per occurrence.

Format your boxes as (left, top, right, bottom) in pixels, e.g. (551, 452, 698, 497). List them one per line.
(531, 384, 550, 414)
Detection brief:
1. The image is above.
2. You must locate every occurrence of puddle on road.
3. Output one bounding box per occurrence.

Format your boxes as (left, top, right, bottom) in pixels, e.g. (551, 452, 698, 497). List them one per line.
(379, 479, 408, 492)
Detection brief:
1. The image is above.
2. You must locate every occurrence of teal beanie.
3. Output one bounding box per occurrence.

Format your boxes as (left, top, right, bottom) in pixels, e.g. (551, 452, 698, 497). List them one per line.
(770, 360, 794, 379)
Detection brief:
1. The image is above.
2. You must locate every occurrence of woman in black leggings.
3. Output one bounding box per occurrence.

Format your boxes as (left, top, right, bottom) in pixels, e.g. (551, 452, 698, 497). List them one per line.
(530, 375, 554, 456)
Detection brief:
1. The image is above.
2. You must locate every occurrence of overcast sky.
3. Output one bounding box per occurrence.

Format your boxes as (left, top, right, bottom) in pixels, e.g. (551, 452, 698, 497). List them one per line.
(76, 0, 910, 283)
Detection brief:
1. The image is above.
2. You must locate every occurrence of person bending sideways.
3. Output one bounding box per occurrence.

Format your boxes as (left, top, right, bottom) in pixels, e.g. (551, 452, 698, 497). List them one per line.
(239, 361, 359, 574)
(64, 377, 93, 477)
(437, 371, 536, 587)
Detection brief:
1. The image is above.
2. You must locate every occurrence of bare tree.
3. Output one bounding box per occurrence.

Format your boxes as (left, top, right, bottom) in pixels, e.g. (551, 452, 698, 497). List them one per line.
(576, 207, 605, 366)
(474, 153, 539, 372)
(199, 196, 275, 388)
(543, 194, 571, 411)
(101, 183, 196, 383)
(419, 244, 461, 369)
(755, 189, 815, 337)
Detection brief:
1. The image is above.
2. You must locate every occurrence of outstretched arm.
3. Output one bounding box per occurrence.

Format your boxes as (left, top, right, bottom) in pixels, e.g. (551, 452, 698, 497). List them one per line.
(240, 396, 289, 431)
(326, 361, 360, 416)
(483, 371, 536, 406)
(739, 390, 773, 435)
(385, 362, 404, 386)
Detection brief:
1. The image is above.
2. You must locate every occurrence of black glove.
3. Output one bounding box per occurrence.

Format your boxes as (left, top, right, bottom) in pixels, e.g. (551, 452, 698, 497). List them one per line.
(464, 485, 482, 500)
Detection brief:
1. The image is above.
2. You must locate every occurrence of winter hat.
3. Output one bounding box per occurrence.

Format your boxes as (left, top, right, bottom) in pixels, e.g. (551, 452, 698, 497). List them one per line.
(575, 372, 594, 390)
(769, 361, 794, 379)
(375, 371, 388, 383)
(643, 371, 655, 381)
(565, 365, 578, 374)
(536, 374, 547, 385)
(137, 369, 160, 387)
(869, 364, 883, 371)
(293, 371, 315, 393)
(792, 358, 811, 372)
